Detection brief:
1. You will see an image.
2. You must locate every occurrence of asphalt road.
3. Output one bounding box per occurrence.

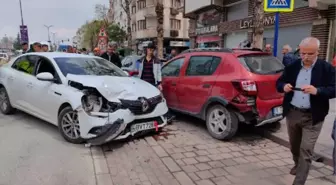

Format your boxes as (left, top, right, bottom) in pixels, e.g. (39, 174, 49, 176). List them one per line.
(0, 111, 96, 185)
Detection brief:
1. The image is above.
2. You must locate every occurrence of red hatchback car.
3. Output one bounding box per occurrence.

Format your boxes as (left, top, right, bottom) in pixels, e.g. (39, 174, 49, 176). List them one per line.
(161, 48, 284, 140)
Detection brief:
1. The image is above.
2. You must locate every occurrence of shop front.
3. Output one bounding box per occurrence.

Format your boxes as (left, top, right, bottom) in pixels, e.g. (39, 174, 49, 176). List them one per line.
(194, 9, 222, 48)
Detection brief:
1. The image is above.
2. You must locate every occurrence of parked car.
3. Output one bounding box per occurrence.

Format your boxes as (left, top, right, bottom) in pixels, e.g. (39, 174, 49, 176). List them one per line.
(0, 53, 168, 145)
(0, 53, 9, 61)
(161, 48, 284, 140)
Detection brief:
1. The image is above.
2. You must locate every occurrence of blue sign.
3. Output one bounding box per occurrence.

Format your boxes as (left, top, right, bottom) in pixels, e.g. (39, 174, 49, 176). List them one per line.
(264, 0, 294, 12)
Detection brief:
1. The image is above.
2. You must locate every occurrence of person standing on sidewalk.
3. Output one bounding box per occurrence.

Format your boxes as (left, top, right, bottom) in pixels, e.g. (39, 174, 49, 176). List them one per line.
(276, 37, 336, 185)
(100, 43, 121, 68)
(333, 117, 336, 175)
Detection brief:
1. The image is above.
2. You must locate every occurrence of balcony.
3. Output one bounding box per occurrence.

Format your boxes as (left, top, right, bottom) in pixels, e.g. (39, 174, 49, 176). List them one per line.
(136, 28, 157, 39)
(170, 8, 179, 16)
(184, 0, 223, 18)
(308, 0, 335, 9)
(144, 5, 156, 18)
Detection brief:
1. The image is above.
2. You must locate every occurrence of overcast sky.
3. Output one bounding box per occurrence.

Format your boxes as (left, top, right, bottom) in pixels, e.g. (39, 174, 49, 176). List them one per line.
(0, 0, 108, 42)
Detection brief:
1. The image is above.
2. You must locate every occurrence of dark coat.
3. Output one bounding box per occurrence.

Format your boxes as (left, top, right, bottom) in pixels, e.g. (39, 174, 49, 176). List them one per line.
(282, 52, 297, 67)
(276, 59, 336, 124)
(100, 52, 121, 68)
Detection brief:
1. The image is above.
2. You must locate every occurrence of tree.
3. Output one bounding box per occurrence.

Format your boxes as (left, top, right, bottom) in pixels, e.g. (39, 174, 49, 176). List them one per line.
(82, 20, 104, 50)
(120, 0, 133, 47)
(13, 33, 21, 50)
(252, 0, 265, 49)
(155, 0, 164, 59)
(107, 23, 126, 45)
(95, 4, 109, 27)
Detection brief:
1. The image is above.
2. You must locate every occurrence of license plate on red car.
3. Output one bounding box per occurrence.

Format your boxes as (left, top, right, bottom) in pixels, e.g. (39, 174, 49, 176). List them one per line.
(273, 106, 283, 116)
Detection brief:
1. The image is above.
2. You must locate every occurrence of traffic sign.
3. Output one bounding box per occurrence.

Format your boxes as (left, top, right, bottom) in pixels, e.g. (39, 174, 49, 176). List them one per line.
(264, 0, 294, 12)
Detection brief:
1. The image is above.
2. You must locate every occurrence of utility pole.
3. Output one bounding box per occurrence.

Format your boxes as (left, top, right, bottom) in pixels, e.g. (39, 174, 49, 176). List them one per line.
(44, 24, 53, 43)
(51, 32, 56, 51)
(19, 0, 24, 25)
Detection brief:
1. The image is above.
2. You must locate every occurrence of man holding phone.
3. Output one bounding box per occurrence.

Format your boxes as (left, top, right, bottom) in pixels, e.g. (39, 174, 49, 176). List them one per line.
(276, 37, 336, 185)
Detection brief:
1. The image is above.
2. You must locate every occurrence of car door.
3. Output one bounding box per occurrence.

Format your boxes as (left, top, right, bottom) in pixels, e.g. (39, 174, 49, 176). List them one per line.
(177, 55, 221, 113)
(7, 55, 37, 111)
(28, 56, 64, 123)
(161, 57, 186, 109)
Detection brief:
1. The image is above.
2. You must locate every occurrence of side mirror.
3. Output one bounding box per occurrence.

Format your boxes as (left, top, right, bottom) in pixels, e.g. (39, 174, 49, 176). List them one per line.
(36, 72, 55, 81)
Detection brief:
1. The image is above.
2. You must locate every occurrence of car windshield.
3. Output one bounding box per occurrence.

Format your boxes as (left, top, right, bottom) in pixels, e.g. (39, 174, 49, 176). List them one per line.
(54, 57, 127, 77)
(238, 55, 284, 75)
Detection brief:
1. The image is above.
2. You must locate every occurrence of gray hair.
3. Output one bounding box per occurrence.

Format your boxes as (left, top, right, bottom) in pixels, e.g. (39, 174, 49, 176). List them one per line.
(299, 37, 320, 48)
(108, 41, 117, 47)
(283, 44, 292, 51)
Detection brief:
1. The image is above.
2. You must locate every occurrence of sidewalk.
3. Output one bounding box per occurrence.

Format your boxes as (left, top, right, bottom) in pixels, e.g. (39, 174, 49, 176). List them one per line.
(260, 99, 335, 166)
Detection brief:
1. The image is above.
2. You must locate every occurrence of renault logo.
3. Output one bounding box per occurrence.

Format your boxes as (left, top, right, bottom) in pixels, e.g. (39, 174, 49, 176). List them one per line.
(139, 97, 149, 112)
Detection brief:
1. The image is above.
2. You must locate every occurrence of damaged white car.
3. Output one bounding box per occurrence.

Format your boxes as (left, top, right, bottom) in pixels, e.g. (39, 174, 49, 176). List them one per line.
(0, 53, 168, 145)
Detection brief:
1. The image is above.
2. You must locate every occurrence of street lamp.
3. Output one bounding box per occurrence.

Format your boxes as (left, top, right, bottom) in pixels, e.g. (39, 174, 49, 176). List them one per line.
(44, 24, 53, 43)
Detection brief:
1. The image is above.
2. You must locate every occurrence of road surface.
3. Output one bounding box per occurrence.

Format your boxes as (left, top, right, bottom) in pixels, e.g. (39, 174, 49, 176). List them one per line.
(0, 111, 96, 185)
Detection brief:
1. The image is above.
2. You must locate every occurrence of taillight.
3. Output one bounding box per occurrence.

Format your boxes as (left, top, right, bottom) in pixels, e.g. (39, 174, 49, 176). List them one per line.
(231, 79, 257, 96)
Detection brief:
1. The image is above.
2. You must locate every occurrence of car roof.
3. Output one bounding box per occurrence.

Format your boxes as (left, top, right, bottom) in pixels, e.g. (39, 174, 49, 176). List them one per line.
(22, 52, 97, 59)
(180, 48, 269, 56)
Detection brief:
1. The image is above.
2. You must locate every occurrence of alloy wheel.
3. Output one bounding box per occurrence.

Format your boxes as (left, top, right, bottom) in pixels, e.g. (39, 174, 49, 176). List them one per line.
(0, 89, 8, 112)
(61, 111, 81, 139)
(208, 108, 229, 135)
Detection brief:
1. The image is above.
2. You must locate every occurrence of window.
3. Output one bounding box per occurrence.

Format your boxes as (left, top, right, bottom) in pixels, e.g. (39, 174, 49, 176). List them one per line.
(171, 0, 181, 8)
(54, 57, 127, 77)
(137, 0, 146, 10)
(35, 57, 57, 76)
(132, 23, 136, 32)
(137, 20, 146, 30)
(131, 6, 136, 14)
(12, 55, 37, 75)
(170, 19, 181, 30)
(238, 55, 284, 75)
(162, 57, 185, 77)
(186, 56, 221, 76)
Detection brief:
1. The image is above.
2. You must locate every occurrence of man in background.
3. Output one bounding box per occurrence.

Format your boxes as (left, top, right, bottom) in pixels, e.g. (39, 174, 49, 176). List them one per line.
(166, 49, 178, 60)
(282, 44, 297, 67)
(264, 44, 272, 53)
(93, 48, 101, 56)
(27, 42, 42, 52)
(41, 43, 49, 52)
(21, 42, 29, 54)
(100, 43, 121, 67)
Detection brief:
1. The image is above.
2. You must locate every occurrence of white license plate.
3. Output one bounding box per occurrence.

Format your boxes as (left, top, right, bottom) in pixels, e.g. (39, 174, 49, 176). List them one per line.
(131, 122, 155, 134)
(273, 106, 283, 116)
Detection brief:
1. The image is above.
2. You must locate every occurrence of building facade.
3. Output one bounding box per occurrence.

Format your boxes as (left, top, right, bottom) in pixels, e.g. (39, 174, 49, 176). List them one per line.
(130, 0, 190, 53)
(110, 0, 128, 30)
(184, 0, 335, 61)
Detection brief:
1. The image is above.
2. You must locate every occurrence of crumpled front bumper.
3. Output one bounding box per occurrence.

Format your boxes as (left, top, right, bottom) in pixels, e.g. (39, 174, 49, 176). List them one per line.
(77, 101, 168, 145)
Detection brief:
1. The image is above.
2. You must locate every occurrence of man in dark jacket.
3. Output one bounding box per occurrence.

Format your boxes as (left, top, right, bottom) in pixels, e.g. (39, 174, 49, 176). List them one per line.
(282, 44, 298, 67)
(276, 37, 335, 185)
(27, 42, 42, 53)
(100, 43, 121, 68)
(21, 42, 29, 54)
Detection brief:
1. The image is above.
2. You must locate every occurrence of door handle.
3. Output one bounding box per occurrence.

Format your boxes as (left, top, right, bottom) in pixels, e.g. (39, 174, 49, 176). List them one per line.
(202, 84, 211, 88)
(171, 81, 176, 86)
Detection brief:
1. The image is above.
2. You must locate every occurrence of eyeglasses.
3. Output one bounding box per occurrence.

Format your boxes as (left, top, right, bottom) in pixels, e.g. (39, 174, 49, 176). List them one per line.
(300, 52, 316, 56)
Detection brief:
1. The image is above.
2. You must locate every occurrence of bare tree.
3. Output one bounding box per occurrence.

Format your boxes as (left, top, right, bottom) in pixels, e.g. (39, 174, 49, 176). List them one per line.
(155, 0, 164, 59)
(252, 0, 265, 49)
(120, 0, 134, 47)
(95, 4, 109, 27)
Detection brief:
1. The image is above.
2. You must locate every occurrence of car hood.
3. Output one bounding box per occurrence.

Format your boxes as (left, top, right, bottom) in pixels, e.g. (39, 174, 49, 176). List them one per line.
(66, 74, 161, 102)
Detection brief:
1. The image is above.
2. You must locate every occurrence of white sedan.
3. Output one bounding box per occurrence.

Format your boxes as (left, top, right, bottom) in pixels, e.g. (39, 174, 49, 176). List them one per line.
(0, 52, 168, 145)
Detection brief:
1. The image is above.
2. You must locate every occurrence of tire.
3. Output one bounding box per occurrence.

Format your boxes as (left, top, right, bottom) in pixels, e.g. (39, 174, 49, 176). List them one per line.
(205, 104, 238, 140)
(58, 106, 84, 144)
(0, 87, 15, 115)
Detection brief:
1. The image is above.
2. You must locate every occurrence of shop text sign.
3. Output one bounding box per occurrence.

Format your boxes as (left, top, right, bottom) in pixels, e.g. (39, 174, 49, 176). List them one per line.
(195, 25, 218, 35)
(239, 16, 276, 29)
(264, 0, 294, 12)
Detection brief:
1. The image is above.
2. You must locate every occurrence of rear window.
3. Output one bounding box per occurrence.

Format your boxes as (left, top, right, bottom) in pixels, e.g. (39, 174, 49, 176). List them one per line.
(238, 55, 284, 75)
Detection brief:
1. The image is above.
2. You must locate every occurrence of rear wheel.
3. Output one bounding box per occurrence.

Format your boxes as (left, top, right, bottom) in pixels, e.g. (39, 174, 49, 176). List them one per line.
(206, 104, 238, 140)
(58, 106, 84, 144)
(0, 87, 15, 114)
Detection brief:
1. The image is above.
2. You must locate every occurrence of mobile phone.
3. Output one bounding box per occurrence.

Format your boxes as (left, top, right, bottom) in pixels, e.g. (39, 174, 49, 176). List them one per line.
(292, 87, 302, 91)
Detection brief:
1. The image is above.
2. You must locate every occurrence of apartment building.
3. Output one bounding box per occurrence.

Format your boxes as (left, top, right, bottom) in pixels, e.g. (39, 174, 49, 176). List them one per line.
(130, 0, 190, 53)
(110, 0, 128, 29)
(184, 0, 336, 61)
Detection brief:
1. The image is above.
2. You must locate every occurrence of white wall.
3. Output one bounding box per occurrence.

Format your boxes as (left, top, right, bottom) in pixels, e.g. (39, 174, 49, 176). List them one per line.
(185, 0, 212, 14)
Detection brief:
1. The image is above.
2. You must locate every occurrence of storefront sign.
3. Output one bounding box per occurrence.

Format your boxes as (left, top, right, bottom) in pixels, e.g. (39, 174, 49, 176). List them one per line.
(197, 9, 221, 27)
(239, 16, 276, 29)
(169, 41, 189, 47)
(196, 35, 221, 43)
(195, 25, 218, 35)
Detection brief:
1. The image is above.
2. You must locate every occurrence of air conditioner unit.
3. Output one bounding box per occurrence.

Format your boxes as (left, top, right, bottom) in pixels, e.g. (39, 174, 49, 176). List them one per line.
(170, 30, 179, 37)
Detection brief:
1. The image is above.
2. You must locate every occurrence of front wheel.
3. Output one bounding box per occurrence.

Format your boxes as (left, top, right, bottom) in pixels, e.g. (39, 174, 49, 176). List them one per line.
(0, 87, 15, 115)
(206, 104, 238, 140)
(58, 106, 84, 144)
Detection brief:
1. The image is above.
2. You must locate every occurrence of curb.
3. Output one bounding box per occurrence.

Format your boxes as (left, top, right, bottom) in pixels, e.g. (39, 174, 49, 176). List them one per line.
(256, 129, 333, 167)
